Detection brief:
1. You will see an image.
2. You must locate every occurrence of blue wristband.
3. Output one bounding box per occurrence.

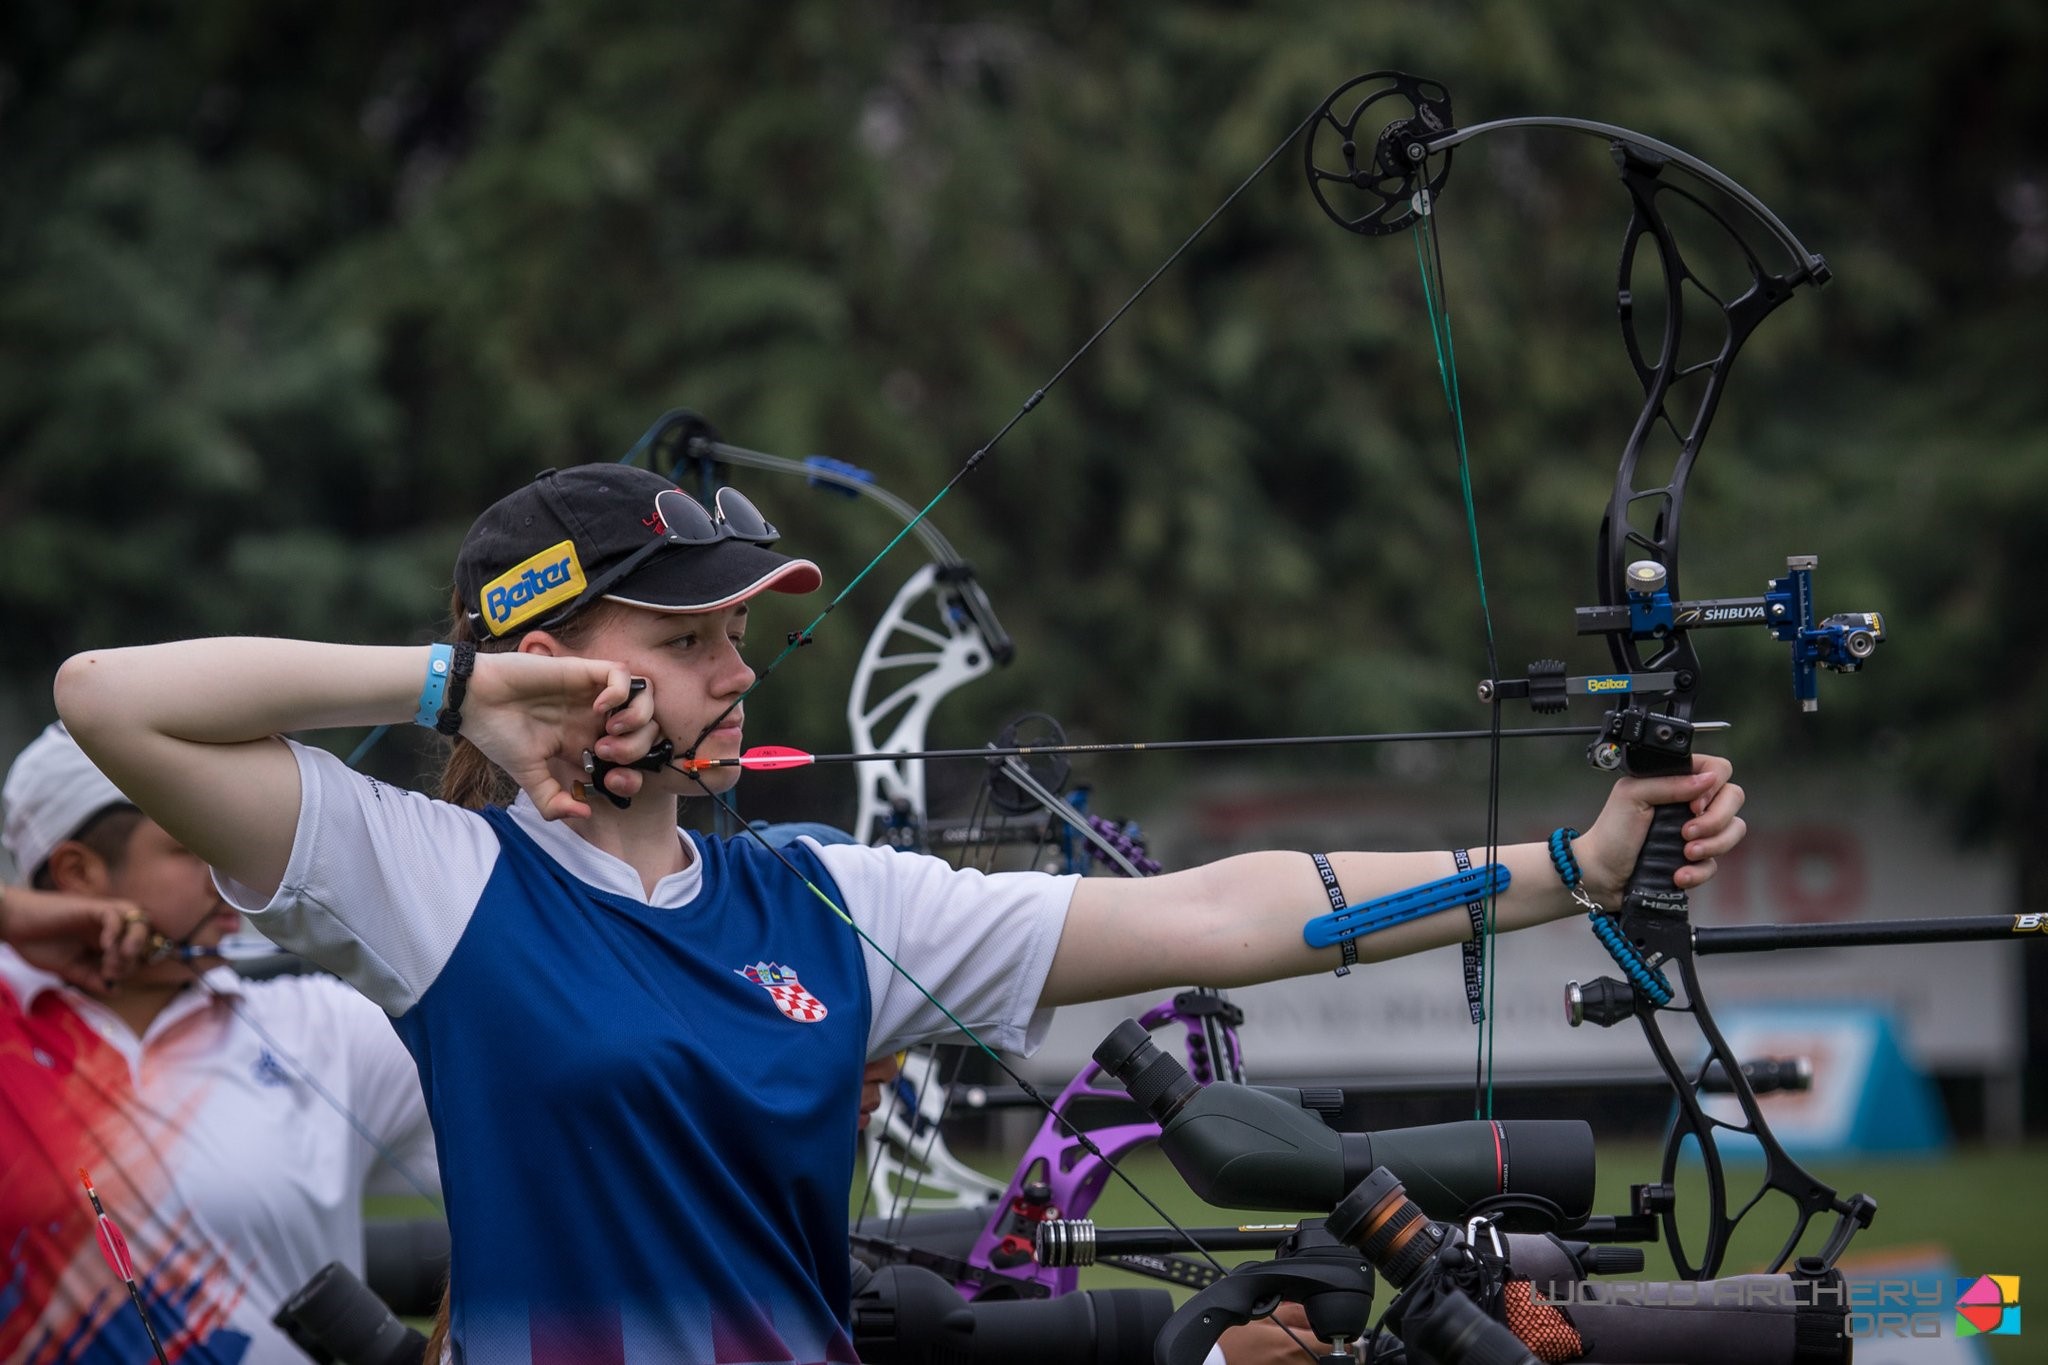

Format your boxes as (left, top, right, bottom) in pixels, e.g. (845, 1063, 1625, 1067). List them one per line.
(414, 643, 455, 728)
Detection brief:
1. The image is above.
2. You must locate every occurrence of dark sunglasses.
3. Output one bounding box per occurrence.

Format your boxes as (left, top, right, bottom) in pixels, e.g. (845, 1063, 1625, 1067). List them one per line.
(652, 486, 780, 548)
(575, 487, 781, 604)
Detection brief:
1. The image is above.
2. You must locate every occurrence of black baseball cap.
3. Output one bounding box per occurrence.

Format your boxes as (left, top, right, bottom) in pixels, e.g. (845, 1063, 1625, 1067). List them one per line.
(455, 465, 822, 637)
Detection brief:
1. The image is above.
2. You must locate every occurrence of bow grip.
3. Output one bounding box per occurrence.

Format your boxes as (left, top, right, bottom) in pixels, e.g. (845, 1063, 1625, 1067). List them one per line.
(1623, 799, 1691, 917)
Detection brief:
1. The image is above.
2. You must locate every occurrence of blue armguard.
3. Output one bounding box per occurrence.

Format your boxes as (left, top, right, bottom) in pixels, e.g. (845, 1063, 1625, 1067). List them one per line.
(1303, 864, 1513, 950)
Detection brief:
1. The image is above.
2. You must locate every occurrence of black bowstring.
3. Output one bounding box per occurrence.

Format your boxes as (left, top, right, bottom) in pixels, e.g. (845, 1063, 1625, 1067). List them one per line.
(677, 101, 1328, 765)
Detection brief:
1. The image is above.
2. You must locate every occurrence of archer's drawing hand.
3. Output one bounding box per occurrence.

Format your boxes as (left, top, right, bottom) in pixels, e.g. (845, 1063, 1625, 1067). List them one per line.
(1, 887, 155, 990)
(1576, 754, 1746, 905)
(459, 654, 656, 819)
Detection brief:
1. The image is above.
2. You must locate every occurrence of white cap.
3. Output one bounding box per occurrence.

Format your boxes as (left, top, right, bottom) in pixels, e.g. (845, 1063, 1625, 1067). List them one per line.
(2, 722, 133, 884)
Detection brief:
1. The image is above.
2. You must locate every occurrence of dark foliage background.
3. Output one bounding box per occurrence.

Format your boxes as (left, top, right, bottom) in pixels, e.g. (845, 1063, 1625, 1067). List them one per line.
(2, 1, 2042, 898)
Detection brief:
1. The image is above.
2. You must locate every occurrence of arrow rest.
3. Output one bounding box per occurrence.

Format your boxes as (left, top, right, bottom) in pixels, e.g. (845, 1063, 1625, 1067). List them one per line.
(983, 712, 1073, 816)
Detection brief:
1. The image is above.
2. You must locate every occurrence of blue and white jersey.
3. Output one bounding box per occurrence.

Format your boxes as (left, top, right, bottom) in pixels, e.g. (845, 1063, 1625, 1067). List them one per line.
(216, 742, 1073, 1364)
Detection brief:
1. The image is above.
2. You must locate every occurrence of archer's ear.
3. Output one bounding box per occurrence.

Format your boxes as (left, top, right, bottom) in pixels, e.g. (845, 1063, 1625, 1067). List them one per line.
(515, 631, 564, 658)
(43, 841, 112, 896)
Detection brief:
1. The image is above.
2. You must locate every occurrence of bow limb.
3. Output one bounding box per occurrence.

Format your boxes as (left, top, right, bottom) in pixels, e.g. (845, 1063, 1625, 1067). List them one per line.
(846, 565, 1006, 848)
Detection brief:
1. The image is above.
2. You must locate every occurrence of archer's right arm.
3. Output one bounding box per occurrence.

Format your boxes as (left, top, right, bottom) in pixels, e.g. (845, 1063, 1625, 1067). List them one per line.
(56, 641, 430, 898)
(54, 639, 636, 899)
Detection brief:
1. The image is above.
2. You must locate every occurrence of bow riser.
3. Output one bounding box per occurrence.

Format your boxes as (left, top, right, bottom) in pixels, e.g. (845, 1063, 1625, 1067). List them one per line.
(1577, 148, 1880, 1277)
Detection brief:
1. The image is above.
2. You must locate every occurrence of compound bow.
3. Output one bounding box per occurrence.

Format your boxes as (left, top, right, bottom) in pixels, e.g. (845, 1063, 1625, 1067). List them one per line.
(1302, 71, 1883, 1277)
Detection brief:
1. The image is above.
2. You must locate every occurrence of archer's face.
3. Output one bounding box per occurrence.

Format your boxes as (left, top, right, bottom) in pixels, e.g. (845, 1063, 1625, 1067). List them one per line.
(91, 818, 239, 988)
(574, 603, 757, 798)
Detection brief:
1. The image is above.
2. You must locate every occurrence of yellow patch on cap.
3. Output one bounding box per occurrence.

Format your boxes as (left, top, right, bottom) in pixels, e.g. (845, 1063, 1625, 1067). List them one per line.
(479, 539, 586, 635)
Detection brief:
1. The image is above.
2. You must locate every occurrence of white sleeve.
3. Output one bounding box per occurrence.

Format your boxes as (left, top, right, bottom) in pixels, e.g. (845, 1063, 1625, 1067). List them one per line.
(212, 740, 498, 1015)
(811, 841, 1075, 1058)
(335, 987, 441, 1198)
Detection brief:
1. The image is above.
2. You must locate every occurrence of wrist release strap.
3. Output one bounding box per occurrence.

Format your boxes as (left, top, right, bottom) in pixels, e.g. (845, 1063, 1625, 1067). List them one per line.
(434, 643, 478, 735)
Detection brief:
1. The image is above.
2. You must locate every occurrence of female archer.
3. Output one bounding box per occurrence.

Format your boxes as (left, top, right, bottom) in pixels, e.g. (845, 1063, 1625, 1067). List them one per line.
(55, 461, 1746, 1363)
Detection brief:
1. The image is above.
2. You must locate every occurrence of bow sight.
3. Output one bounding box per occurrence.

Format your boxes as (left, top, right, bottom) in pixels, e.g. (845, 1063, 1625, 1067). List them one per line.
(1589, 558, 1885, 715)
(1478, 554, 1888, 775)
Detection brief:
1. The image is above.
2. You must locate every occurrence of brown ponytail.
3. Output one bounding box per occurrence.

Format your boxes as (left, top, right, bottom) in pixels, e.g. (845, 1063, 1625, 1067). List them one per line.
(434, 590, 638, 810)
(421, 1279, 452, 1361)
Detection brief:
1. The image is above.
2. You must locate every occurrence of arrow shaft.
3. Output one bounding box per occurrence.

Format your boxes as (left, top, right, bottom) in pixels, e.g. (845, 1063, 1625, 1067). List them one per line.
(691, 721, 1731, 770)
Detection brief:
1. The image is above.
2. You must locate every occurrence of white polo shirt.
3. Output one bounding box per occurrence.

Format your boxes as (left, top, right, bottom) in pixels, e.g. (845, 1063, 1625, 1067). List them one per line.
(0, 947, 437, 1364)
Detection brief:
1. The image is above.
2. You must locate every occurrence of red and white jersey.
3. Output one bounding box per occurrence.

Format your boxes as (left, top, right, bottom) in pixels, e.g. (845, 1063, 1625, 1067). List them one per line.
(0, 949, 436, 1363)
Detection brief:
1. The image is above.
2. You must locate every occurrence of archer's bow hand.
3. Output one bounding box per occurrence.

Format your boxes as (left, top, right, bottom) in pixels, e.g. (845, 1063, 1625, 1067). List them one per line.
(1575, 755, 1747, 906)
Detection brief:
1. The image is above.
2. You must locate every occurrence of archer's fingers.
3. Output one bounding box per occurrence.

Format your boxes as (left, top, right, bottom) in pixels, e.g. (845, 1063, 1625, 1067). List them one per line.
(1675, 855, 1718, 888)
(599, 764, 645, 800)
(593, 722, 663, 771)
(107, 914, 154, 977)
(1686, 753, 1735, 811)
(1620, 768, 1720, 811)
(97, 903, 149, 973)
(1685, 813, 1748, 865)
(530, 774, 592, 822)
(591, 668, 647, 719)
(1684, 778, 1747, 836)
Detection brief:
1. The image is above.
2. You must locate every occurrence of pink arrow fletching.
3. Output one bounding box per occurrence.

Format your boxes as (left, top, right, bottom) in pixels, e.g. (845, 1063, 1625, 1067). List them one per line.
(736, 746, 816, 771)
(95, 1214, 136, 1282)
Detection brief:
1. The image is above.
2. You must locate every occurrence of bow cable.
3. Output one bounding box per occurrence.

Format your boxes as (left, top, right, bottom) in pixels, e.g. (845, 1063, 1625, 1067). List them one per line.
(678, 104, 1327, 759)
(1412, 185, 1506, 1119)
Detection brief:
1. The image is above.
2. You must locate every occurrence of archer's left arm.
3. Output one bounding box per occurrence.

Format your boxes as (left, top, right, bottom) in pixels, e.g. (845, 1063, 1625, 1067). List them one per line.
(1039, 755, 1743, 1006)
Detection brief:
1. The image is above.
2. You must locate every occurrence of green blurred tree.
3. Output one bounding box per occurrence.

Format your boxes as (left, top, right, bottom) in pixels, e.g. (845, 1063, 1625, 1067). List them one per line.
(0, 0, 2041, 858)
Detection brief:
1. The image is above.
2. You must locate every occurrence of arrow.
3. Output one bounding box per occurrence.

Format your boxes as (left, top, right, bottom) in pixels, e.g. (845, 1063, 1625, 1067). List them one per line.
(674, 722, 1731, 773)
(78, 1169, 171, 1365)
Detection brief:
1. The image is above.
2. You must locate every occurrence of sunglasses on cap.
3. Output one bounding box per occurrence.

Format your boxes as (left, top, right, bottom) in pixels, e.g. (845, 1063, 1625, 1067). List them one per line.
(578, 485, 781, 599)
(484, 486, 782, 633)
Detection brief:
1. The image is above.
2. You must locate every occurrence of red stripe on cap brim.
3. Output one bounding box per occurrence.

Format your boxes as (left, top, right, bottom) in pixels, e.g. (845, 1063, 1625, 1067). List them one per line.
(604, 558, 823, 615)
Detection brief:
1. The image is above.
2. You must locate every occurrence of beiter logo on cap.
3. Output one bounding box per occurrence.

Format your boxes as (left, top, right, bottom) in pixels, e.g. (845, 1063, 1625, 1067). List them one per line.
(479, 539, 589, 636)
(454, 465, 821, 637)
